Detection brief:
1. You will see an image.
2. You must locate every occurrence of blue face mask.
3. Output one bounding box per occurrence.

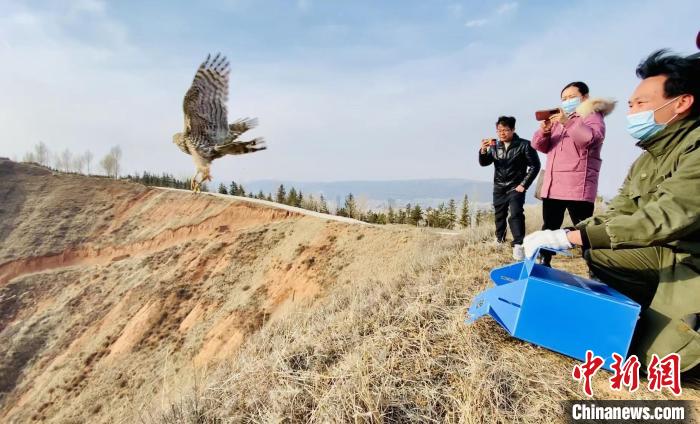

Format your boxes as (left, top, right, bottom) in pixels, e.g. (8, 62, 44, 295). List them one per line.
(561, 97, 582, 115)
(625, 97, 679, 141)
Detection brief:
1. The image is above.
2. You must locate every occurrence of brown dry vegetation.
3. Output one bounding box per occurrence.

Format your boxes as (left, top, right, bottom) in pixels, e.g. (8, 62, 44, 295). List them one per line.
(0, 159, 698, 423)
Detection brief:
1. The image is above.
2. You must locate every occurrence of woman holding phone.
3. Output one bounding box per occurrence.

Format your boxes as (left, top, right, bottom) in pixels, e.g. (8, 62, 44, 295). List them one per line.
(531, 81, 615, 265)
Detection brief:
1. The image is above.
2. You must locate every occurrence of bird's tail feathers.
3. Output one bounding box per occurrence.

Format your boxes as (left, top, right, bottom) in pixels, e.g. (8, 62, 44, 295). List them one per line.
(215, 137, 267, 156)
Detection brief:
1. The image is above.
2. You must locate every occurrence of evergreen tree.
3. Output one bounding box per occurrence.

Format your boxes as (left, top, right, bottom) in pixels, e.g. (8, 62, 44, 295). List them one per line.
(287, 187, 298, 206)
(218, 183, 228, 194)
(436, 203, 447, 228)
(319, 194, 330, 214)
(459, 194, 470, 229)
(409, 204, 423, 226)
(397, 209, 407, 225)
(273, 184, 284, 203)
(387, 205, 396, 224)
(447, 199, 457, 229)
(296, 190, 304, 208)
(344, 193, 358, 219)
(229, 181, 238, 195)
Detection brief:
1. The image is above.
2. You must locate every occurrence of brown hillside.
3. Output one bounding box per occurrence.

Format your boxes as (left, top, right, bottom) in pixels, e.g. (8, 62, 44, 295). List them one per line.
(0, 159, 698, 423)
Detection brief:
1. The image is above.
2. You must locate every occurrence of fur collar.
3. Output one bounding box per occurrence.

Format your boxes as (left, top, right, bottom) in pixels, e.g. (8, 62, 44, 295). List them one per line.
(576, 97, 616, 118)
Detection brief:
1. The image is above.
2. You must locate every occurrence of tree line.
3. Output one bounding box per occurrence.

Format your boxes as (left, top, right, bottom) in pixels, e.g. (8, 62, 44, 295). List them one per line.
(20, 142, 122, 178)
(18, 142, 493, 229)
(216, 182, 493, 229)
(123, 171, 203, 191)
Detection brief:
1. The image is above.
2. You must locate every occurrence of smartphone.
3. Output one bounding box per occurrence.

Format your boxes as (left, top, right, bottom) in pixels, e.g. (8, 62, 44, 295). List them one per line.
(535, 108, 560, 121)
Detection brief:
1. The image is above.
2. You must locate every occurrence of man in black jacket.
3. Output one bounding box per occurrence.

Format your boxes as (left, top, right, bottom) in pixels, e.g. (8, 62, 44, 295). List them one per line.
(479, 116, 540, 259)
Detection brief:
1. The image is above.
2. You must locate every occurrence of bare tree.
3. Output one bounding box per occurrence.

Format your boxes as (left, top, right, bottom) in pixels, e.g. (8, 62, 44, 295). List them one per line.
(84, 150, 93, 174)
(60, 149, 72, 172)
(109, 146, 122, 177)
(22, 151, 36, 163)
(100, 154, 115, 177)
(51, 152, 61, 170)
(100, 151, 118, 177)
(34, 142, 49, 166)
(73, 155, 85, 174)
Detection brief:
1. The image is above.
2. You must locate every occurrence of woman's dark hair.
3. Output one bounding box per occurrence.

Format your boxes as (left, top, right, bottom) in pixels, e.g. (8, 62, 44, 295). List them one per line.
(561, 81, 589, 97)
(496, 116, 516, 129)
(636, 49, 700, 116)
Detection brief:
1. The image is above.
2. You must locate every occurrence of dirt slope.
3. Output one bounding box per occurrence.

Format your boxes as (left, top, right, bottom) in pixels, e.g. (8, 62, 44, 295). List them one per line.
(0, 159, 454, 423)
(1, 159, 698, 423)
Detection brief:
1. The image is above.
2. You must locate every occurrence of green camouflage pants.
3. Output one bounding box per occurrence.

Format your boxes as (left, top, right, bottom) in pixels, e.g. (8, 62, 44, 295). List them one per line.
(585, 246, 700, 372)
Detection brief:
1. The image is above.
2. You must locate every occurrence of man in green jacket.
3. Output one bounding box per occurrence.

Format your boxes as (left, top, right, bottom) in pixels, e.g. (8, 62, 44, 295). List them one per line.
(524, 50, 700, 373)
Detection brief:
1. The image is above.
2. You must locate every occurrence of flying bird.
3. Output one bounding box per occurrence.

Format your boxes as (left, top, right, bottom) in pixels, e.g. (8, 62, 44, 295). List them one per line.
(172, 53, 266, 192)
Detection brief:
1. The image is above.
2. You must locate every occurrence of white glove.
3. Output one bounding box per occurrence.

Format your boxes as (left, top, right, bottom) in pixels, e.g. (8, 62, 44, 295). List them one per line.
(523, 229, 572, 259)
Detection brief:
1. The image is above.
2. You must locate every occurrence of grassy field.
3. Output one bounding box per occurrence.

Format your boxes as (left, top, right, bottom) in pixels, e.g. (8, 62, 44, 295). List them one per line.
(158, 206, 699, 424)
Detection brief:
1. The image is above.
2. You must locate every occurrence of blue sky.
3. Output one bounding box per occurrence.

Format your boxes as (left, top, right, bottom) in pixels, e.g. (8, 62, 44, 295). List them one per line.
(1, 0, 698, 196)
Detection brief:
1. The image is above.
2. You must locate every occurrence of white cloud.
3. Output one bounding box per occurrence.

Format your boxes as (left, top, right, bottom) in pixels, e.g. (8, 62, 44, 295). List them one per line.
(465, 18, 488, 28)
(496, 2, 518, 14)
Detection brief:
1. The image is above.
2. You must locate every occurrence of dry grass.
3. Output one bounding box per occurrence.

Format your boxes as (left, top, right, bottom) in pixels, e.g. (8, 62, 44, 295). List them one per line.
(155, 205, 698, 423)
(152, 224, 584, 423)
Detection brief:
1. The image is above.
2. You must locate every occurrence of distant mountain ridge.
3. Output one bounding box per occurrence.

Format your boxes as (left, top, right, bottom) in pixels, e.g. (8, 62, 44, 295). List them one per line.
(225, 178, 538, 209)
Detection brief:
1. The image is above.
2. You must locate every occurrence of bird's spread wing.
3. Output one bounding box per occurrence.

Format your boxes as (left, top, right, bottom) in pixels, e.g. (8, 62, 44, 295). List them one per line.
(183, 53, 230, 143)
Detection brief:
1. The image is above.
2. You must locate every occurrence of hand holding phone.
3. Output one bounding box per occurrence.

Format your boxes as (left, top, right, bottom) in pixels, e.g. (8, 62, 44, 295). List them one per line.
(540, 119, 553, 133)
(480, 138, 491, 152)
(535, 108, 561, 121)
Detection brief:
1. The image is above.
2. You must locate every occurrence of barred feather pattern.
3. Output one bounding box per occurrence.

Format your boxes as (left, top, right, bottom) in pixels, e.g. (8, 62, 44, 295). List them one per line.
(172, 54, 266, 167)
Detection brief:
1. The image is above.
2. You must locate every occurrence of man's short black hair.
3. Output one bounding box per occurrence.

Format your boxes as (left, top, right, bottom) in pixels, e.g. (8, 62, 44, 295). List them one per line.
(561, 81, 589, 97)
(636, 49, 700, 116)
(496, 116, 516, 129)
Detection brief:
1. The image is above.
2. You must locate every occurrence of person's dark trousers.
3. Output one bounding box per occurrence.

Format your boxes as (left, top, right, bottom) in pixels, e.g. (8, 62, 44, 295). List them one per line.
(540, 198, 595, 265)
(493, 189, 526, 246)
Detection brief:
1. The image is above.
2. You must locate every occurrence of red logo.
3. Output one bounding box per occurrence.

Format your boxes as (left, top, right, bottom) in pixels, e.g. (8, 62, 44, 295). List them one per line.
(647, 353, 682, 396)
(572, 351, 683, 396)
(572, 350, 605, 396)
(609, 353, 641, 392)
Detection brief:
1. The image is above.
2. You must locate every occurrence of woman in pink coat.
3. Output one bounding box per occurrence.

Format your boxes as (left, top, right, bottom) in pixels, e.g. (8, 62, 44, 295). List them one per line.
(532, 81, 615, 265)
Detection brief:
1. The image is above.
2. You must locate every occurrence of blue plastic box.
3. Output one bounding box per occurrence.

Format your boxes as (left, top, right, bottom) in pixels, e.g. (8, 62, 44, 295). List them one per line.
(465, 248, 641, 370)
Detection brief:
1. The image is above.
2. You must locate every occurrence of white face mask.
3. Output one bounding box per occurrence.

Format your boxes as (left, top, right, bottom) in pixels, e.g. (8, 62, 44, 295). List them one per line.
(625, 96, 680, 141)
(561, 97, 582, 115)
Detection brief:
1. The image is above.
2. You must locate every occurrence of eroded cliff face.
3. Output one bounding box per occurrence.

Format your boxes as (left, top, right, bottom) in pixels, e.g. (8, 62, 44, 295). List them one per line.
(0, 159, 437, 423)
